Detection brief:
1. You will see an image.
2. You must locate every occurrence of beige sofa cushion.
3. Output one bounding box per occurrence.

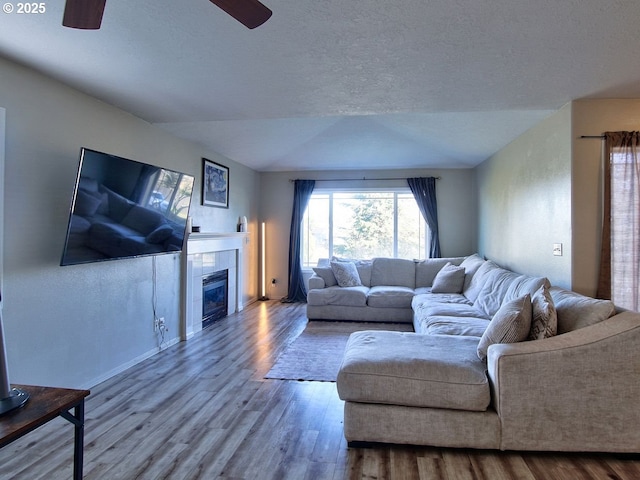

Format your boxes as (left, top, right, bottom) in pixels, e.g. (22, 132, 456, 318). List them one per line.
(306, 285, 369, 307)
(463, 260, 500, 302)
(367, 286, 415, 308)
(417, 315, 489, 337)
(354, 260, 373, 287)
(459, 253, 486, 292)
(370, 257, 416, 288)
(474, 268, 547, 317)
(338, 331, 490, 411)
(550, 286, 616, 333)
(477, 294, 532, 361)
(412, 292, 472, 307)
(415, 302, 489, 319)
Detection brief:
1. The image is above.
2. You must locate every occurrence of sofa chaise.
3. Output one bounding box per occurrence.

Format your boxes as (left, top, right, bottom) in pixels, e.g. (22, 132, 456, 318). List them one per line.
(310, 255, 640, 452)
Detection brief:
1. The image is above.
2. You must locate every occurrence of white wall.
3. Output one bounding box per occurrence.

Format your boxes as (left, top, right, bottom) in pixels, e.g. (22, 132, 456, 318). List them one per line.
(0, 57, 259, 389)
(571, 99, 640, 296)
(0, 107, 4, 301)
(476, 99, 640, 296)
(260, 168, 477, 299)
(476, 105, 572, 288)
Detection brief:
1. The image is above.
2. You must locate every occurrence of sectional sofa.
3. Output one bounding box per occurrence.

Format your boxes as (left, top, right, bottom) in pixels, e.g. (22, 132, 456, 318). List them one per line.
(307, 255, 640, 452)
(307, 256, 466, 322)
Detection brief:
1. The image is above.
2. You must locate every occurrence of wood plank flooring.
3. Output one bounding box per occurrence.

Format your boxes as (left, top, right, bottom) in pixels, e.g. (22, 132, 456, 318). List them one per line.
(1, 300, 640, 479)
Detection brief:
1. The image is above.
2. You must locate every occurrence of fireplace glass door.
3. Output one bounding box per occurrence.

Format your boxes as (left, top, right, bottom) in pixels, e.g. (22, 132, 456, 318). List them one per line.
(202, 270, 228, 328)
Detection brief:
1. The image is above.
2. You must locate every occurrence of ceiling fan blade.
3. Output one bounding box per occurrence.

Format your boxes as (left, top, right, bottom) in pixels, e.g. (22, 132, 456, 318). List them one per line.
(209, 0, 272, 29)
(62, 0, 106, 30)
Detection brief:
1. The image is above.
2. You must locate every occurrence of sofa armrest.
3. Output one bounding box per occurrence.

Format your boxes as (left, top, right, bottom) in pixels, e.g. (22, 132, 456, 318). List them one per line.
(487, 311, 640, 452)
(308, 274, 326, 290)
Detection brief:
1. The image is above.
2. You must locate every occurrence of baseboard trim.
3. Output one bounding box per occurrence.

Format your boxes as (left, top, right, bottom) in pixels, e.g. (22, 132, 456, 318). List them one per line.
(80, 336, 181, 390)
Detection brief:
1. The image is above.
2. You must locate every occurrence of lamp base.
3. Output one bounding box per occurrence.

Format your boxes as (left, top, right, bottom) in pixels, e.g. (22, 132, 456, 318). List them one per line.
(258, 296, 270, 301)
(0, 388, 30, 416)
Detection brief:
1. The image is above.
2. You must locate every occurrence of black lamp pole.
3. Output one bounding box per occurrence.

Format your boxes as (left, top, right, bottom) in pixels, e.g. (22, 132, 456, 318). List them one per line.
(0, 292, 29, 415)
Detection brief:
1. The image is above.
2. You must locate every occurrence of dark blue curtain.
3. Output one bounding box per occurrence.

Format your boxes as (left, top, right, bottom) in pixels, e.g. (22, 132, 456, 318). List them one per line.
(282, 179, 315, 303)
(407, 177, 441, 258)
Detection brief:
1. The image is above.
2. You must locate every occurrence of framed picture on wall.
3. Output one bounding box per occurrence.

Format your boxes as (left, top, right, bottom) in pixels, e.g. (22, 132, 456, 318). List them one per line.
(202, 158, 229, 208)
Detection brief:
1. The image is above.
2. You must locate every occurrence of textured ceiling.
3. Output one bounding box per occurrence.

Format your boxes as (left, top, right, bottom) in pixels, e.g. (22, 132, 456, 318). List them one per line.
(1, 0, 639, 171)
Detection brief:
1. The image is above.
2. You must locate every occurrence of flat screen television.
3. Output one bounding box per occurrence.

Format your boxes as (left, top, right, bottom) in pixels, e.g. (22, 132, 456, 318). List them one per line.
(61, 148, 195, 266)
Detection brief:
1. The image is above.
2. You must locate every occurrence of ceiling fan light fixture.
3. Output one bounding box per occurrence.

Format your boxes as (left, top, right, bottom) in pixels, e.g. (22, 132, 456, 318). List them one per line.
(62, 0, 106, 30)
(62, 0, 271, 31)
(209, 0, 272, 29)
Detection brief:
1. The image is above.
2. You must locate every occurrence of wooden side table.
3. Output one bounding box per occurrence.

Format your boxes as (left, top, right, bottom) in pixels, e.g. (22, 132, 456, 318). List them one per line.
(0, 385, 90, 480)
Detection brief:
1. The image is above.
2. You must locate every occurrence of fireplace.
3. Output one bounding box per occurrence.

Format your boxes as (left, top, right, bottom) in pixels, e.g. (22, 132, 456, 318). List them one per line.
(183, 233, 246, 340)
(202, 270, 228, 328)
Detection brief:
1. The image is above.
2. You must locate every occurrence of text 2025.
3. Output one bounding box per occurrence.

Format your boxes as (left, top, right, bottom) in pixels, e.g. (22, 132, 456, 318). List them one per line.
(17, 2, 46, 14)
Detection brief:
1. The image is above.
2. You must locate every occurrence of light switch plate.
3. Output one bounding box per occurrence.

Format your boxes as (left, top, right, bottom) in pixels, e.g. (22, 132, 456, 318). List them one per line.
(553, 243, 563, 256)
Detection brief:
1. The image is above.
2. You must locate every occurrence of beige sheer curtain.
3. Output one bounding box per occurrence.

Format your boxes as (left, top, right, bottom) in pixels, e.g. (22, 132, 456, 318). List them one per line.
(597, 131, 640, 310)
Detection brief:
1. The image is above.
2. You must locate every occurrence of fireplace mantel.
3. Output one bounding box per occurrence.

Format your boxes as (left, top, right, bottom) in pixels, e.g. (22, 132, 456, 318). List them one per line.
(182, 232, 249, 340)
(186, 232, 248, 255)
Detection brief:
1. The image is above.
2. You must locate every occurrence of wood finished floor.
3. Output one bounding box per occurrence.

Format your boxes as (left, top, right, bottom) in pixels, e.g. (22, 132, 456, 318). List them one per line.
(2, 300, 640, 479)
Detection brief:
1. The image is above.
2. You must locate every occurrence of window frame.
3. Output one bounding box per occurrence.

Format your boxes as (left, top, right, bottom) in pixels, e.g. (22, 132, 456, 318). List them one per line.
(301, 187, 429, 269)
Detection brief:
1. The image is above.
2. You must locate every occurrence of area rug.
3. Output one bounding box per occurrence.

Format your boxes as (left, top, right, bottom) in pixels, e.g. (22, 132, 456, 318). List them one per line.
(265, 321, 413, 382)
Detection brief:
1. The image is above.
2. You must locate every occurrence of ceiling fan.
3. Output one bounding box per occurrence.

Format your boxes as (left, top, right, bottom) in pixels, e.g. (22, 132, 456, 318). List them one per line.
(62, 0, 272, 30)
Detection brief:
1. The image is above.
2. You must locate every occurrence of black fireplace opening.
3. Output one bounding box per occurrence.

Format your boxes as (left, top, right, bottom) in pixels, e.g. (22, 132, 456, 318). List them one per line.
(202, 270, 228, 328)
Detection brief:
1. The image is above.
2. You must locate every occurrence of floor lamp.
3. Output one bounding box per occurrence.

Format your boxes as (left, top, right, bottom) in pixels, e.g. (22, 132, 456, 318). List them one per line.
(259, 222, 269, 301)
(0, 297, 29, 415)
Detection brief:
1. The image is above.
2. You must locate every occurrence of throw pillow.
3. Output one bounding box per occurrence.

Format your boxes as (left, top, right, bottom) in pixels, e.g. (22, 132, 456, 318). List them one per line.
(529, 284, 558, 340)
(329, 257, 372, 286)
(459, 253, 486, 291)
(477, 294, 532, 361)
(431, 262, 466, 293)
(330, 261, 362, 287)
(312, 267, 338, 287)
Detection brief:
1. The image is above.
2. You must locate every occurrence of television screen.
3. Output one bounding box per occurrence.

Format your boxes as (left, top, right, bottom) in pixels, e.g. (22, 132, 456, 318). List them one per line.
(61, 148, 195, 266)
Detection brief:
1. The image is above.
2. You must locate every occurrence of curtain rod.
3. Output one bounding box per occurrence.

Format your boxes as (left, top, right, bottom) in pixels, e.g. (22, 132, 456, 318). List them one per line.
(289, 176, 441, 182)
(580, 135, 605, 139)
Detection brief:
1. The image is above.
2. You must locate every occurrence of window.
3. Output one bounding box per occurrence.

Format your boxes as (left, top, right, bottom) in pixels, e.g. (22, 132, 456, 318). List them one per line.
(301, 190, 429, 268)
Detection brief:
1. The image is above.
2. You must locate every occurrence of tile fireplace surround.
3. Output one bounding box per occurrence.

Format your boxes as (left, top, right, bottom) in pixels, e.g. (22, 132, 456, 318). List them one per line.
(182, 232, 248, 340)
